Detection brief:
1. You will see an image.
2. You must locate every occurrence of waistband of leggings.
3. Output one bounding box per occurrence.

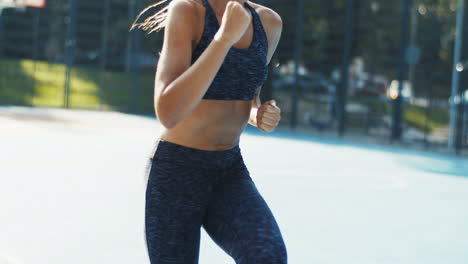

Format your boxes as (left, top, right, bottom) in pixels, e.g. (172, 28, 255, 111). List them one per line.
(151, 139, 243, 169)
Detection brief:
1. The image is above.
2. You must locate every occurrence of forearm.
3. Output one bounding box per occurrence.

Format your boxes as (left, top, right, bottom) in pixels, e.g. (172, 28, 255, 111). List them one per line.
(156, 39, 231, 128)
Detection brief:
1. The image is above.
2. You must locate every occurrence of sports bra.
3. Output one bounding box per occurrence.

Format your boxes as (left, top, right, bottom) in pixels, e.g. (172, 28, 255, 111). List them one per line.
(191, 0, 269, 100)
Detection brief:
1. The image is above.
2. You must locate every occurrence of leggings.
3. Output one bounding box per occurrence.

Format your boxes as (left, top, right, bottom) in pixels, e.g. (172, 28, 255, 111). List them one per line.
(144, 139, 287, 264)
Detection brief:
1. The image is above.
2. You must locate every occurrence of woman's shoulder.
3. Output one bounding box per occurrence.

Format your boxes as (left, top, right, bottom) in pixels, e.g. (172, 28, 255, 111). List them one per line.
(166, 0, 205, 21)
(167, 0, 204, 12)
(248, 1, 282, 63)
(168, 0, 207, 24)
(247, 1, 282, 30)
(165, 0, 205, 40)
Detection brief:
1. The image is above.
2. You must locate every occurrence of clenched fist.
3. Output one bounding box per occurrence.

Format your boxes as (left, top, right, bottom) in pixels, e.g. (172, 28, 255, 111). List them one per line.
(257, 100, 281, 133)
(214, 0, 252, 47)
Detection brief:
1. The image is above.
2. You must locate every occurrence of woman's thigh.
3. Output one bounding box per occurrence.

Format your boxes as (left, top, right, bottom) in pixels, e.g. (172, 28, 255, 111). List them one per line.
(202, 168, 287, 264)
(145, 158, 214, 264)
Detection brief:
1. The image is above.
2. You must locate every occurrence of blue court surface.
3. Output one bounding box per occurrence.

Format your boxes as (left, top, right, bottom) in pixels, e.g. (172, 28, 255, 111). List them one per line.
(1, 106, 467, 264)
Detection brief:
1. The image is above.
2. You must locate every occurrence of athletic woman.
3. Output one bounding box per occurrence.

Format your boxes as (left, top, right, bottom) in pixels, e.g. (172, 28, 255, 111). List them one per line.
(133, 0, 286, 262)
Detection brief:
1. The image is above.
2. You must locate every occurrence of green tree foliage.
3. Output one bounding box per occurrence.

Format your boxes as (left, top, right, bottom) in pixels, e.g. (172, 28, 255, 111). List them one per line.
(261, 0, 460, 98)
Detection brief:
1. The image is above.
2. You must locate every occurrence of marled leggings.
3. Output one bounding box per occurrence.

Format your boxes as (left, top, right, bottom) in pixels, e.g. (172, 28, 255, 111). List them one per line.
(144, 140, 287, 264)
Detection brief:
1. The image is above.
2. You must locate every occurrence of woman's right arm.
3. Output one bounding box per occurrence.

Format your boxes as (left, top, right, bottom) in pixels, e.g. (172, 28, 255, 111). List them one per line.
(154, 0, 251, 129)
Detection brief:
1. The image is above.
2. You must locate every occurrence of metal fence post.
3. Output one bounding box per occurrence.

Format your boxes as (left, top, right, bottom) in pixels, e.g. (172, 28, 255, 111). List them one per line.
(464, 97, 468, 149)
(391, 0, 412, 141)
(0, 9, 5, 91)
(338, 0, 355, 137)
(125, 0, 134, 74)
(31, 8, 41, 104)
(0, 8, 6, 64)
(99, 0, 110, 110)
(129, 0, 142, 113)
(291, 0, 304, 129)
(449, 0, 466, 152)
(64, 0, 77, 108)
(456, 96, 464, 154)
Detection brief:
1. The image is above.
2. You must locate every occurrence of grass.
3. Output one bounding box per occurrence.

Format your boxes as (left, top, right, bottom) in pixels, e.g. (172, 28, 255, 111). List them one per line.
(298, 94, 450, 134)
(350, 97, 449, 133)
(0, 58, 154, 113)
(0, 58, 451, 134)
(404, 104, 449, 132)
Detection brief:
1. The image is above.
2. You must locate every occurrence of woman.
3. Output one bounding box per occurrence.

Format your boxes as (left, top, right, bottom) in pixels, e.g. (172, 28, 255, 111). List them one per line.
(133, 0, 286, 262)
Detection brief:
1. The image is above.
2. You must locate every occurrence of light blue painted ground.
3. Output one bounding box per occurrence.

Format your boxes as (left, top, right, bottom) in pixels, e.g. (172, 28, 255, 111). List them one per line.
(0, 106, 467, 264)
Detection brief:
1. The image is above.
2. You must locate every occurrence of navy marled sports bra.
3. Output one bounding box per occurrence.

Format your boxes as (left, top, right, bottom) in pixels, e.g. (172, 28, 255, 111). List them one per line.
(191, 0, 269, 100)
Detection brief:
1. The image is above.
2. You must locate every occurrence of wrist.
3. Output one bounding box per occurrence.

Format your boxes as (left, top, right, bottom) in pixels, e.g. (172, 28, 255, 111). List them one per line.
(248, 107, 258, 127)
(213, 32, 233, 49)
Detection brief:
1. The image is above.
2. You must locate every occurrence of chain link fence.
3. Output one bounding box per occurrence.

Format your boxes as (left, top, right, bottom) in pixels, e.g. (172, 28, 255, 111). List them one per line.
(0, 0, 159, 114)
(267, 0, 468, 155)
(0, 0, 467, 155)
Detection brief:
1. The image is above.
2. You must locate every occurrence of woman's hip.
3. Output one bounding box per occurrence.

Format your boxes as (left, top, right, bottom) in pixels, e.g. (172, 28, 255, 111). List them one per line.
(149, 139, 245, 170)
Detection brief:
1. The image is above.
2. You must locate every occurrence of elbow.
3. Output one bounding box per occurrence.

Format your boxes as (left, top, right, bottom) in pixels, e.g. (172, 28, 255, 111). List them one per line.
(154, 87, 179, 129)
(160, 118, 178, 130)
(154, 101, 179, 129)
(155, 108, 178, 129)
(157, 114, 178, 129)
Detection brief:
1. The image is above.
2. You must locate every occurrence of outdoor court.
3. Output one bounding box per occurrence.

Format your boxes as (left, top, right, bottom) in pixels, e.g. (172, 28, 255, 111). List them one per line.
(1, 106, 467, 264)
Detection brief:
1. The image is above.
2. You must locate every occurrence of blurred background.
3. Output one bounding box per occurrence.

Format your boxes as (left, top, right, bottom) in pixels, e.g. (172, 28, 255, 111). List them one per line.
(1, 1, 468, 264)
(0, 0, 467, 155)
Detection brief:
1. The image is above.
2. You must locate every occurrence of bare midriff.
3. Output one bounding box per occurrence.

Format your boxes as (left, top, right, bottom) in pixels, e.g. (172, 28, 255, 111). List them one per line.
(159, 99, 252, 151)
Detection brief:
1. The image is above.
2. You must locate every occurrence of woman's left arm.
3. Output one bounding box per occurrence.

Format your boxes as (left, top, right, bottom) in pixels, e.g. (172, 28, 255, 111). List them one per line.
(248, 7, 283, 132)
